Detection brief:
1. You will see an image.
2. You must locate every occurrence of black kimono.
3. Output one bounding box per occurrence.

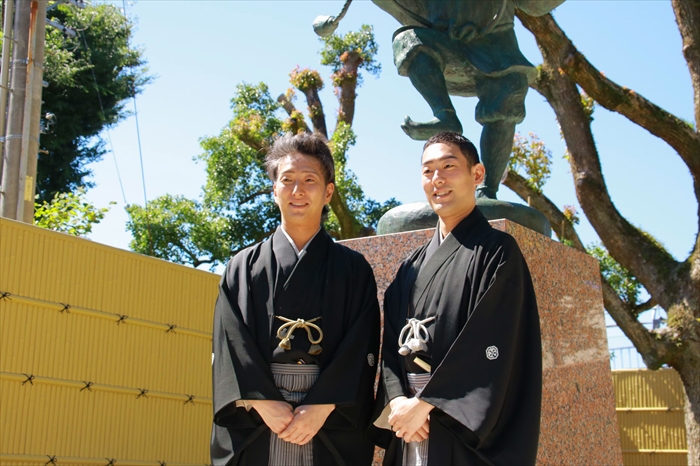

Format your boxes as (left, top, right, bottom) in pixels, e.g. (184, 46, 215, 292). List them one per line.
(370, 208, 542, 466)
(212, 228, 380, 466)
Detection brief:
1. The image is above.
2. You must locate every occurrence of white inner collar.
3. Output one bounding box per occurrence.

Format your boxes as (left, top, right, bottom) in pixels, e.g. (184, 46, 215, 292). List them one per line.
(281, 226, 321, 258)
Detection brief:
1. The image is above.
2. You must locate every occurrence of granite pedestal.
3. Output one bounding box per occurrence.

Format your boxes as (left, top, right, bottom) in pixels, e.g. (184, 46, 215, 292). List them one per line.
(340, 219, 623, 465)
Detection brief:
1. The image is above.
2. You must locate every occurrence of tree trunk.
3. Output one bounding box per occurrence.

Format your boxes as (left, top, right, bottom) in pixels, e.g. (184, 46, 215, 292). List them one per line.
(676, 346, 700, 465)
(329, 190, 358, 239)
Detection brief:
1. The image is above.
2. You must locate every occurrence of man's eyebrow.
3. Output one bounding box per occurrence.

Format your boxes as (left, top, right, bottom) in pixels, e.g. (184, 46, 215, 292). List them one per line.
(279, 168, 322, 175)
(422, 154, 461, 165)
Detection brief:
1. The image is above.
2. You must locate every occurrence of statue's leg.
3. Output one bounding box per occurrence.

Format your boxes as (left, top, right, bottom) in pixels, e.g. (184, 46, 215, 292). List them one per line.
(477, 121, 516, 199)
(401, 52, 463, 141)
(474, 73, 529, 199)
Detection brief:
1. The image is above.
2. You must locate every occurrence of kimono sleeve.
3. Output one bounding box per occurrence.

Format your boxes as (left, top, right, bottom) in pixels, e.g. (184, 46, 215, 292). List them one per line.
(212, 255, 283, 428)
(417, 236, 542, 447)
(302, 253, 381, 429)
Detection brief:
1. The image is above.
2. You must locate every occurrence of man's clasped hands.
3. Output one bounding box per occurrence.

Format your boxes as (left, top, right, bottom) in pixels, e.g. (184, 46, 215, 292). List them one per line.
(251, 395, 434, 445)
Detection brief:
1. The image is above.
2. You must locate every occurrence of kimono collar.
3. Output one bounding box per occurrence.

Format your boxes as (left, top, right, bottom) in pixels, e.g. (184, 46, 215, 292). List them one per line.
(438, 206, 487, 244)
(279, 225, 322, 258)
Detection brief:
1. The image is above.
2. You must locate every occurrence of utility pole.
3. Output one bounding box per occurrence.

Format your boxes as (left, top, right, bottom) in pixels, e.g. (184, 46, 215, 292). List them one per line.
(0, 0, 16, 180)
(18, 0, 47, 222)
(0, 0, 47, 222)
(0, 0, 30, 220)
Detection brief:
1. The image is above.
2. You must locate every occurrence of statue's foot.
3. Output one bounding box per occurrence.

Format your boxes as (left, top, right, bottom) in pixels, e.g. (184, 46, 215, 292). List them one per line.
(400, 114, 463, 141)
(476, 186, 498, 200)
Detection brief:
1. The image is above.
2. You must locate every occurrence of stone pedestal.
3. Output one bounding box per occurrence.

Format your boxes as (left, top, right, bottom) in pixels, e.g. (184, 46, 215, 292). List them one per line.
(340, 219, 623, 465)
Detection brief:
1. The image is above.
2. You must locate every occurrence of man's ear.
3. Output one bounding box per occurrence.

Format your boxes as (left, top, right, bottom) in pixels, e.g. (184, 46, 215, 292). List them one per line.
(473, 164, 486, 184)
(325, 183, 335, 203)
(272, 182, 280, 205)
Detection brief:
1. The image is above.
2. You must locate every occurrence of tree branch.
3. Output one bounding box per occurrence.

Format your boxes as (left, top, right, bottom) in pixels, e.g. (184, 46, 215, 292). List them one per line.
(516, 11, 700, 198)
(602, 279, 675, 369)
(671, 0, 700, 127)
(238, 189, 271, 206)
(277, 92, 310, 133)
(192, 257, 214, 269)
(504, 170, 585, 251)
(329, 190, 359, 239)
(633, 298, 658, 316)
(522, 19, 682, 309)
(334, 51, 363, 130)
(299, 87, 327, 139)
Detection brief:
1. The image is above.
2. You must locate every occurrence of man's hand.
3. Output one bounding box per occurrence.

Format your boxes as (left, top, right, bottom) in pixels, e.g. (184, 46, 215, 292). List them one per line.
(249, 400, 294, 434)
(388, 396, 434, 441)
(406, 420, 430, 443)
(278, 404, 335, 445)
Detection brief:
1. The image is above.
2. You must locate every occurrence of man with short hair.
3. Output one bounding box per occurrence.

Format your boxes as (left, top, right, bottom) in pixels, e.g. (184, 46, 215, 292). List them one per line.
(370, 132, 542, 465)
(211, 133, 380, 466)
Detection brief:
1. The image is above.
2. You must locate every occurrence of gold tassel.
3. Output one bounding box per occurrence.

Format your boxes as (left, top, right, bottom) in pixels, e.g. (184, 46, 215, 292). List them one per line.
(279, 337, 292, 351)
(308, 344, 322, 355)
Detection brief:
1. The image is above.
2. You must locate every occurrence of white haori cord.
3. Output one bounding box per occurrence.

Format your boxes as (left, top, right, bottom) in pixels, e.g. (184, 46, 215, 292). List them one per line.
(398, 316, 436, 356)
(398, 316, 435, 372)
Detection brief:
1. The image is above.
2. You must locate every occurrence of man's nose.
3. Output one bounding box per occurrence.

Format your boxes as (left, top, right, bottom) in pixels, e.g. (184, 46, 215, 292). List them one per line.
(432, 170, 445, 184)
(292, 181, 305, 195)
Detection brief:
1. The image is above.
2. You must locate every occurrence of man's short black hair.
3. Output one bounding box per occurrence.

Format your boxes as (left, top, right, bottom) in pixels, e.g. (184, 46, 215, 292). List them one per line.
(423, 132, 480, 167)
(266, 132, 335, 185)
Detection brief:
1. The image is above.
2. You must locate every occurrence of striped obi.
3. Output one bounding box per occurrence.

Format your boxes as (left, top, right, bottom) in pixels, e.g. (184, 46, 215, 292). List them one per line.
(403, 373, 431, 466)
(268, 363, 320, 466)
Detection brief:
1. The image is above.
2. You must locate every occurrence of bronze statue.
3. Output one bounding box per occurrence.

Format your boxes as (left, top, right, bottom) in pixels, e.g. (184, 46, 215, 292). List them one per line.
(314, 0, 565, 200)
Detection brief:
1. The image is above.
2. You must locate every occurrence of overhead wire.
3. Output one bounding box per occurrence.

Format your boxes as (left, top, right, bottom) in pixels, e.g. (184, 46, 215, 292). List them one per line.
(120, 0, 154, 256)
(79, 31, 128, 205)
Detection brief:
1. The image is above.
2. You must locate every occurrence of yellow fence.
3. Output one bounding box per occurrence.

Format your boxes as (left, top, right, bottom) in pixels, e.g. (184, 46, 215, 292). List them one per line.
(0, 218, 220, 465)
(612, 369, 687, 466)
(0, 219, 689, 465)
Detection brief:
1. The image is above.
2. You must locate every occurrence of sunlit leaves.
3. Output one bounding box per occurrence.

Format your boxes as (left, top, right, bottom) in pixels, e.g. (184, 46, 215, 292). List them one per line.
(34, 187, 113, 236)
(588, 243, 643, 306)
(509, 132, 553, 192)
(126, 195, 229, 269)
(320, 24, 381, 84)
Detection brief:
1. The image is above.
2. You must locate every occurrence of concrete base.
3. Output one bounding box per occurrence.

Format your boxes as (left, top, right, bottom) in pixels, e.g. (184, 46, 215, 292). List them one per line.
(341, 219, 622, 465)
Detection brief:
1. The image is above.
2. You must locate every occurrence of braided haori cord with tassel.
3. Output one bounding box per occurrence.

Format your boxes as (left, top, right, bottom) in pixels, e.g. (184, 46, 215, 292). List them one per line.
(275, 316, 324, 355)
(398, 316, 436, 356)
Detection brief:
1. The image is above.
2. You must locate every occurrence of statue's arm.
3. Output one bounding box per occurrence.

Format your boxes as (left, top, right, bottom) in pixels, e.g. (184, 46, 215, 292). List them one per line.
(513, 0, 565, 17)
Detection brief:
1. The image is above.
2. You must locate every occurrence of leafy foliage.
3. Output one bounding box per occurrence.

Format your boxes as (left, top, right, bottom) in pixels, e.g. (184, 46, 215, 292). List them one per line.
(509, 132, 552, 192)
(34, 187, 113, 236)
(126, 196, 229, 269)
(38, 2, 150, 200)
(319, 24, 381, 86)
(587, 243, 643, 306)
(126, 27, 396, 267)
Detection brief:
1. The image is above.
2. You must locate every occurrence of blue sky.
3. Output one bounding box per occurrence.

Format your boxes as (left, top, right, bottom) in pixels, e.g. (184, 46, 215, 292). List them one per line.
(83, 1, 695, 361)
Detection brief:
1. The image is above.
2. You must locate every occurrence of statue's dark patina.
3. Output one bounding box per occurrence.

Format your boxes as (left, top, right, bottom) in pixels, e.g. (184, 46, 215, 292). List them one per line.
(314, 0, 564, 200)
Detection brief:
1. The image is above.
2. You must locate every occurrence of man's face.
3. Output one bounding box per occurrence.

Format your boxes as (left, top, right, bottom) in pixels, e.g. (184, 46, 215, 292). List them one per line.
(272, 152, 334, 227)
(421, 142, 485, 223)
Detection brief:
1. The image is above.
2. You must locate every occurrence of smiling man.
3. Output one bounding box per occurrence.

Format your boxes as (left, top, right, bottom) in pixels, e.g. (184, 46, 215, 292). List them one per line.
(370, 132, 542, 465)
(211, 133, 380, 466)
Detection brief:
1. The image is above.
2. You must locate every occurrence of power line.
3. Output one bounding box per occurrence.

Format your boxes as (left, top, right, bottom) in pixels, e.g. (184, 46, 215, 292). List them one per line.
(120, 0, 153, 257)
(79, 31, 127, 205)
(131, 96, 148, 208)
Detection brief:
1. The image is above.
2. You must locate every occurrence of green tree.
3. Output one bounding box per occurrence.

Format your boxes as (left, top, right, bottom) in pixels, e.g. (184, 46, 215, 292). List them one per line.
(37, 2, 150, 201)
(507, 3, 700, 461)
(126, 26, 398, 269)
(34, 187, 113, 236)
